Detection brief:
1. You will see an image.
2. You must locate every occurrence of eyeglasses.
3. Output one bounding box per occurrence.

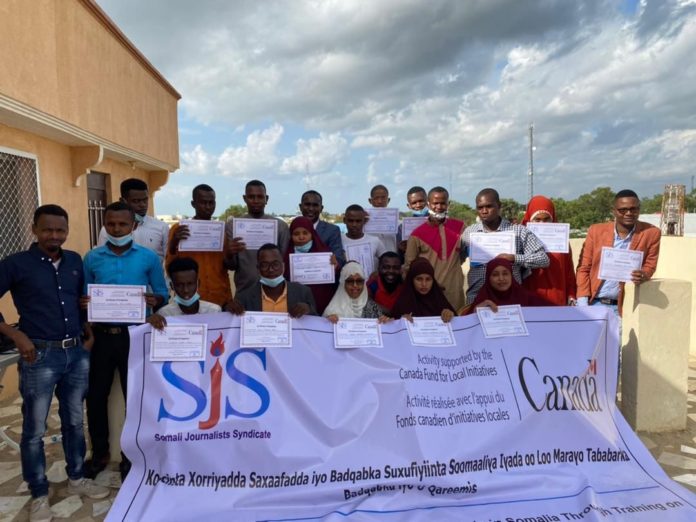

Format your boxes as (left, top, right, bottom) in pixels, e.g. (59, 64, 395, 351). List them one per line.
(258, 261, 282, 271)
(345, 278, 365, 286)
(615, 207, 640, 215)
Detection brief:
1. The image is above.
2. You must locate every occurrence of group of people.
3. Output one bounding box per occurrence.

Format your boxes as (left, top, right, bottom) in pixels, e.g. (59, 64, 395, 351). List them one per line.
(0, 176, 660, 521)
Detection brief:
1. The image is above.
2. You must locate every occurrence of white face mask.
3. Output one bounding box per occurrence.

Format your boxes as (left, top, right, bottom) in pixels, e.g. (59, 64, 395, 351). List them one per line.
(428, 208, 448, 220)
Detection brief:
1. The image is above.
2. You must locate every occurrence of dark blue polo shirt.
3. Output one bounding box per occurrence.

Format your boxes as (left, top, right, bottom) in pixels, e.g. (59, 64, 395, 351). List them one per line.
(0, 243, 84, 340)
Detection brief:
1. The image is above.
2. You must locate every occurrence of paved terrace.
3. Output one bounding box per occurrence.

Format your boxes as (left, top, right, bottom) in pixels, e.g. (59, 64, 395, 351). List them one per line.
(0, 358, 696, 521)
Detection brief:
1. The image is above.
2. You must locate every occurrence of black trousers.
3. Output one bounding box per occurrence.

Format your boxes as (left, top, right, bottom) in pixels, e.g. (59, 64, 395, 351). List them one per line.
(86, 326, 129, 460)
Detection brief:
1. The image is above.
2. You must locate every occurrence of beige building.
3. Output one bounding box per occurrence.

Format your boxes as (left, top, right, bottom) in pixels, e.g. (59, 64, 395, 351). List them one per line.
(0, 0, 180, 398)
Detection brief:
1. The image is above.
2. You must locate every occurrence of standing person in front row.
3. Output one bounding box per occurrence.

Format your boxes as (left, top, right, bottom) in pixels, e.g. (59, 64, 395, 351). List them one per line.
(405, 186, 467, 310)
(83, 202, 168, 481)
(390, 258, 456, 323)
(299, 190, 345, 269)
(521, 195, 577, 306)
(341, 204, 386, 276)
(166, 184, 233, 307)
(229, 244, 317, 317)
(462, 188, 549, 304)
(576, 189, 660, 316)
(324, 262, 387, 322)
(0, 205, 109, 522)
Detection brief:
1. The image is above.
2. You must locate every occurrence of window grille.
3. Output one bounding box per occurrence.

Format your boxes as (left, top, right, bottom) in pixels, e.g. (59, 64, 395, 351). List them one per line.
(0, 151, 39, 259)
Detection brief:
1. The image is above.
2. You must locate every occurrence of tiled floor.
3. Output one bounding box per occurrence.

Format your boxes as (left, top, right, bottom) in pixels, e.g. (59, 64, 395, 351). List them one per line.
(1, 360, 696, 520)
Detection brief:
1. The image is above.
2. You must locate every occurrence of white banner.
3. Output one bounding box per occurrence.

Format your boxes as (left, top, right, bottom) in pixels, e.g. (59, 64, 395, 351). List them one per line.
(108, 308, 696, 521)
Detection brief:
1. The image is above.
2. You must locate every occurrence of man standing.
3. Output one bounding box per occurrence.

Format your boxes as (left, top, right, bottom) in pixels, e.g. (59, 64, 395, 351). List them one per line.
(225, 180, 290, 294)
(299, 190, 345, 267)
(0, 205, 108, 522)
(84, 202, 168, 480)
(576, 189, 660, 315)
(341, 204, 387, 276)
(366, 252, 405, 313)
(397, 186, 429, 257)
(367, 184, 398, 253)
(405, 186, 467, 310)
(167, 184, 233, 307)
(462, 188, 548, 304)
(229, 244, 317, 317)
(98, 178, 169, 261)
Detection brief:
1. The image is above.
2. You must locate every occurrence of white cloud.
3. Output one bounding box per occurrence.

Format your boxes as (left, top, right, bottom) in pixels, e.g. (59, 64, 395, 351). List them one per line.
(280, 132, 349, 174)
(217, 124, 284, 177)
(179, 145, 214, 176)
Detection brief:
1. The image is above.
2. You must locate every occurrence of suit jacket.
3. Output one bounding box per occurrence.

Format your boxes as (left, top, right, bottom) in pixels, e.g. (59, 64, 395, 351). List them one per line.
(576, 220, 660, 314)
(315, 220, 346, 268)
(234, 281, 318, 316)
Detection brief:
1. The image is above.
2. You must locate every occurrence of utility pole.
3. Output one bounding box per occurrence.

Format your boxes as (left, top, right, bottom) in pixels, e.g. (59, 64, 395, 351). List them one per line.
(528, 123, 534, 201)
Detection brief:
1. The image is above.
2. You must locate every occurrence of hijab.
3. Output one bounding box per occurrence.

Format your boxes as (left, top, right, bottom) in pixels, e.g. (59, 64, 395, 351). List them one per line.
(284, 216, 330, 278)
(390, 258, 454, 318)
(323, 262, 368, 318)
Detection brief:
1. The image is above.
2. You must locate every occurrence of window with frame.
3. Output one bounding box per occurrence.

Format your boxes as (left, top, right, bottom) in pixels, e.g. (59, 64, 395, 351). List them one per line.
(0, 149, 40, 259)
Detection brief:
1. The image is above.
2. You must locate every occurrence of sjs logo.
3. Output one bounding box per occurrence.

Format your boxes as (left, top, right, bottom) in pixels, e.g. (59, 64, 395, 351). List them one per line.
(157, 333, 270, 429)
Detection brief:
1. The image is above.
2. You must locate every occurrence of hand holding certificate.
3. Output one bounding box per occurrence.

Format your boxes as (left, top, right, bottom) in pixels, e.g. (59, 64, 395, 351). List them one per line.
(289, 253, 335, 285)
(232, 218, 278, 250)
(598, 247, 644, 282)
(406, 317, 455, 347)
(150, 324, 207, 362)
(88, 284, 146, 323)
(364, 208, 399, 234)
(240, 312, 292, 348)
(469, 232, 515, 263)
(345, 243, 375, 276)
(476, 305, 529, 338)
(526, 223, 570, 253)
(333, 319, 383, 349)
(178, 220, 225, 252)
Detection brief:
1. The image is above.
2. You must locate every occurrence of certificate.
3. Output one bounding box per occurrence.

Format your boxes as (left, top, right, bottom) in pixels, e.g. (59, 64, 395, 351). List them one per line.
(150, 324, 207, 362)
(240, 312, 292, 348)
(364, 208, 400, 234)
(232, 218, 278, 250)
(598, 247, 644, 282)
(87, 284, 146, 323)
(526, 223, 569, 253)
(476, 305, 529, 338)
(402, 217, 428, 240)
(406, 317, 455, 347)
(345, 242, 375, 275)
(469, 232, 515, 263)
(333, 319, 383, 349)
(178, 220, 225, 252)
(289, 253, 335, 285)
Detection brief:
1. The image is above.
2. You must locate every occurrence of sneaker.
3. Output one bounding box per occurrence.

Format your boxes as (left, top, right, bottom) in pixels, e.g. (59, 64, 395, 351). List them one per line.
(67, 478, 110, 499)
(83, 455, 110, 479)
(29, 496, 52, 522)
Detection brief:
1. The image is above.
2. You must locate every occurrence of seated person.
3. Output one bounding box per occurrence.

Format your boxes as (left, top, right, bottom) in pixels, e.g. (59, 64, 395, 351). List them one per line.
(228, 243, 317, 318)
(148, 257, 222, 329)
(389, 258, 455, 323)
(284, 216, 338, 315)
(463, 258, 553, 314)
(324, 262, 389, 323)
(366, 251, 404, 314)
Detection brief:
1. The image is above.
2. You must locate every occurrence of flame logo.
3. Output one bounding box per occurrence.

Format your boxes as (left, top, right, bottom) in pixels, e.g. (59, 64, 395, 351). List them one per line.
(210, 332, 225, 357)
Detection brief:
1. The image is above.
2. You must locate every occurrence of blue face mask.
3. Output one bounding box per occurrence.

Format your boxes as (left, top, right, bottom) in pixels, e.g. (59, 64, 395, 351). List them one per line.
(175, 292, 200, 307)
(412, 207, 429, 217)
(134, 213, 145, 224)
(295, 240, 313, 253)
(106, 232, 133, 247)
(260, 275, 285, 288)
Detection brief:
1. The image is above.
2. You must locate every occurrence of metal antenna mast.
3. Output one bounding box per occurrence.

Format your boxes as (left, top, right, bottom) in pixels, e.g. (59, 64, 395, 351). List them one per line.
(528, 123, 534, 200)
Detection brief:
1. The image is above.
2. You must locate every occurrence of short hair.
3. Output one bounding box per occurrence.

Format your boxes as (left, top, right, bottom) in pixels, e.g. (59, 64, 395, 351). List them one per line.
(301, 189, 322, 202)
(33, 204, 68, 225)
(428, 186, 449, 199)
(120, 178, 148, 198)
(476, 188, 500, 203)
(615, 189, 639, 201)
(379, 251, 401, 264)
(370, 184, 389, 197)
(246, 180, 267, 192)
(104, 201, 134, 219)
(407, 186, 426, 197)
(345, 204, 365, 214)
(192, 184, 215, 199)
(167, 257, 199, 278)
(257, 243, 281, 260)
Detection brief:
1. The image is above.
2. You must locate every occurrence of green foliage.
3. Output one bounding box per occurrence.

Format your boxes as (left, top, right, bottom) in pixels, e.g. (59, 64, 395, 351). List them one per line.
(552, 187, 614, 229)
(447, 200, 477, 224)
(500, 198, 525, 222)
(218, 204, 246, 222)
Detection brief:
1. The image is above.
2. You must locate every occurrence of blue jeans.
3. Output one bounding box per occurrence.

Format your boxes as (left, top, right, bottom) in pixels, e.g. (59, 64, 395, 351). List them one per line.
(19, 344, 90, 498)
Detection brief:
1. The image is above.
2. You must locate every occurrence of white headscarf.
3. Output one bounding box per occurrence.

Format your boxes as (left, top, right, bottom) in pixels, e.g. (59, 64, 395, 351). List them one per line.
(322, 262, 368, 318)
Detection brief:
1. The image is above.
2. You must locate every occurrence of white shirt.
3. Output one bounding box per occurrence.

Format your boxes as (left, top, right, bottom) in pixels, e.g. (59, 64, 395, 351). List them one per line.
(341, 234, 386, 276)
(157, 300, 221, 317)
(98, 215, 169, 261)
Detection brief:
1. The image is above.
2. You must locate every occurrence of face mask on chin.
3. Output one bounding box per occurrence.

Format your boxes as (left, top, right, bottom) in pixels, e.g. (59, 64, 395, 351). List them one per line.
(411, 207, 429, 217)
(175, 292, 200, 307)
(428, 209, 448, 220)
(260, 275, 285, 288)
(294, 240, 313, 253)
(106, 232, 133, 247)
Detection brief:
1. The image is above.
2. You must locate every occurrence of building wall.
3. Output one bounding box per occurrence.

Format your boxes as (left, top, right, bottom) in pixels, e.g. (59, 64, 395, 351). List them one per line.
(0, 0, 179, 167)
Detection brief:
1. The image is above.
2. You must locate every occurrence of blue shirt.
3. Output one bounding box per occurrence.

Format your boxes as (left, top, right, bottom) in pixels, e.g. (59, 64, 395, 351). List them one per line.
(596, 225, 635, 300)
(0, 243, 84, 340)
(83, 243, 168, 307)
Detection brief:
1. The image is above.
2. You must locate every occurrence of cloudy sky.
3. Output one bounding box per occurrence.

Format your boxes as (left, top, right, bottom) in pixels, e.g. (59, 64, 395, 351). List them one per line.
(97, 0, 696, 216)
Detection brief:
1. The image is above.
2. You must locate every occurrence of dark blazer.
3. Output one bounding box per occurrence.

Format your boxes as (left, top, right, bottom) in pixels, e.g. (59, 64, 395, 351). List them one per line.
(234, 281, 318, 316)
(315, 220, 346, 268)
